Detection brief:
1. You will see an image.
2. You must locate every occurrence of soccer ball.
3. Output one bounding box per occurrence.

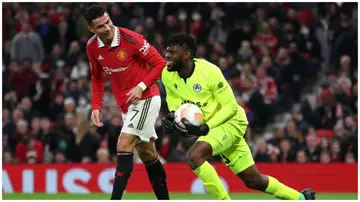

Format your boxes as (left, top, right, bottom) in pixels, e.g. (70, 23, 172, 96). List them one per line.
(174, 104, 204, 129)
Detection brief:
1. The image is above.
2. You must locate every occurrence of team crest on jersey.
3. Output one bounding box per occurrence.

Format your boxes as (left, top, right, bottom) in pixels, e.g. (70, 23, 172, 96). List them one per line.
(116, 49, 127, 60)
(193, 84, 202, 93)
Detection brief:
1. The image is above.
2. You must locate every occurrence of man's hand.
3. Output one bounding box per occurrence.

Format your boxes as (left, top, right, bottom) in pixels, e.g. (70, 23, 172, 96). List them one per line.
(126, 86, 143, 105)
(161, 111, 175, 134)
(174, 118, 210, 137)
(91, 109, 104, 127)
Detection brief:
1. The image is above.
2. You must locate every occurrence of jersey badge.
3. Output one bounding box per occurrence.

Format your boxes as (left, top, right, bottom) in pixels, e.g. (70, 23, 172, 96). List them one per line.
(116, 49, 127, 60)
(193, 84, 202, 93)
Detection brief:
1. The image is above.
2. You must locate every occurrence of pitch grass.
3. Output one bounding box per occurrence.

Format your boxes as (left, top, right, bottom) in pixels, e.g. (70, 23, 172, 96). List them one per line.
(2, 193, 358, 200)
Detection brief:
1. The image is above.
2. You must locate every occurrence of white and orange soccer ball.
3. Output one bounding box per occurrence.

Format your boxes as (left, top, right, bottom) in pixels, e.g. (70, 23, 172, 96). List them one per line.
(174, 104, 204, 129)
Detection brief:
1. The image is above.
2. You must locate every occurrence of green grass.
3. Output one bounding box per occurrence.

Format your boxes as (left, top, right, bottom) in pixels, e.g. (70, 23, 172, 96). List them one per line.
(2, 193, 358, 200)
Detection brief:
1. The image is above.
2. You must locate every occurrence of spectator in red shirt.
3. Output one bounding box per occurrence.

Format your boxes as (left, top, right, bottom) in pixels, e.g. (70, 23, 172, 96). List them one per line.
(8, 58, 39, 100)
(252, 22, 278, 57)
(255, 67, 278, 104)
(15, 136, 44, 163)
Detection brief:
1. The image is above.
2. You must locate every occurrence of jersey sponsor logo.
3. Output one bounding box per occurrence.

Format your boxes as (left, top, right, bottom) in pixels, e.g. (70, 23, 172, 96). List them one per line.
(98, 55, 104, 60)
(139, 40, 150, 55)
(193, 84, 202, 93)
(116, 49, 127, 60)
(182, 100, 207, 108)
(102, 65, 131, 74)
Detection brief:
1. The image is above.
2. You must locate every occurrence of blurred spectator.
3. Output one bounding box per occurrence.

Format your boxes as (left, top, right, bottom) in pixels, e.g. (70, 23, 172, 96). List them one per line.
(297, 25, 322, 61)
(320, 151, 331, 163)
(305, 132, 321, 162)
(76, 95, 91, 118)
(72, 120, 100, 162)
(26, 150, 38, 164)
(226, 22, 253, 54)
(49, 44, 65, 70)
(239, 75, 269, 129)
(319, 137, 329, 152)
(343, 116, 357, 135)
(344, 152, 356, 164)
(54, 150, 67, 163)
(218, 57, 238, 79)
(66, 41, 82, 72)
(49, 92, 65, 122)
(15, 136, 44, 163)
(252, 22, 278, 57)
(3, 150, 15, 164)
(236, 41, 253, 65)
(63, 97, 76, 116)
(286, 8, 300, 33)
(278, 138, 296, 163)
(330, 140, 341, 162)
(296, 149, 308, 163)
(317, 96, 352, 129)
(280, 23, 297, 49)
(255, 67, 278, 104)
(96, 148, 110, 164)
(254, 137, 271, 162)
(36, 13, 60, 54)
(261, 55, 281, 84)
(8, 58, 39, 100)
(11, 22, 44, 65)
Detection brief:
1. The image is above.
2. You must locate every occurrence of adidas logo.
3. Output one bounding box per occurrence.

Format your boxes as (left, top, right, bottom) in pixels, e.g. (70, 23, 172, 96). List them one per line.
(98, 55, 104, 60)
(127, 123, 134, 128)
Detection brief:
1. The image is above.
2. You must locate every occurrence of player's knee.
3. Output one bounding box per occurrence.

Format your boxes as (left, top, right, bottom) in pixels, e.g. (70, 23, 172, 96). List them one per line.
(116, 133, 139, 153)
(243, 174, 266, 191)
(186, 151, 205, 170)
(117, 145, 134, 153)
(138, 149, 157, 164)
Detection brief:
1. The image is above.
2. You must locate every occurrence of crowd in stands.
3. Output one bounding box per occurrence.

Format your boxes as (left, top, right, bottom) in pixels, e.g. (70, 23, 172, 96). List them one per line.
(2, 2, 357, 164)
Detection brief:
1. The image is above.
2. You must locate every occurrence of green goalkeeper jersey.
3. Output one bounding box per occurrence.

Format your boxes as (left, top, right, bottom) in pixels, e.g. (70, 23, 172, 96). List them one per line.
(161, 58, 248, 129)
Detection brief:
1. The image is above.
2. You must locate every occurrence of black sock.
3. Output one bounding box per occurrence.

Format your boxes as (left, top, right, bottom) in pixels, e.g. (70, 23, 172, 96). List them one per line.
(145, 158, 170, 200)
(110, 152, 134, 200)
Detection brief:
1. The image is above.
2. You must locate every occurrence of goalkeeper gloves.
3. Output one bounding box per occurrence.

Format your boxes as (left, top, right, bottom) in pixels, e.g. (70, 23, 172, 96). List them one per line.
(161, 111, 175, 134)
(174, 118, 210, 137)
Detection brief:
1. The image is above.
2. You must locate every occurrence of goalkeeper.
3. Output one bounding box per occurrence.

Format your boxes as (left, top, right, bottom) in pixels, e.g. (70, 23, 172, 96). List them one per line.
(161, 33, 315, 200)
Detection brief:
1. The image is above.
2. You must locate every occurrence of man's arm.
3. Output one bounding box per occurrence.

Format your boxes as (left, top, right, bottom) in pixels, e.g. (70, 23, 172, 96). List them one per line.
(206, 68, 239, 129)
(135, 35, 166, 90)
(161, 73, 179, 112)
(86, 44, 105, 111)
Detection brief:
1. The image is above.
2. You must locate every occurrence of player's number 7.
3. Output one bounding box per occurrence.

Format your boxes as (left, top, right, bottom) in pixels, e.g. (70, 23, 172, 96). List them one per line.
(130, 109, 139, 121)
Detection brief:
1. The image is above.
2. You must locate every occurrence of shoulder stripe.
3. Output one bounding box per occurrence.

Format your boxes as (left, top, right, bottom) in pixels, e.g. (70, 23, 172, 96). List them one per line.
(121, 31, 138, 45)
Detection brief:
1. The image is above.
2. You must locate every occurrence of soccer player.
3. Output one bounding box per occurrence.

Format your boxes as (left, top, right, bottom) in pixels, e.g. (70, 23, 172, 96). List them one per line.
(84, 5, 169, 200)
(161, 33, 316, 200)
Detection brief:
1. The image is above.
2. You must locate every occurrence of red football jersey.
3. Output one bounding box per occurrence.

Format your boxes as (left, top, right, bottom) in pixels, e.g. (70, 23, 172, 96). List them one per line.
(86, 27, 166, 113)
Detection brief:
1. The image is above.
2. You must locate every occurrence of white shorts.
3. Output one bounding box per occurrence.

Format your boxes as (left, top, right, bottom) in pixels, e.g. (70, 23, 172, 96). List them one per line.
(121, 96, 161, 142)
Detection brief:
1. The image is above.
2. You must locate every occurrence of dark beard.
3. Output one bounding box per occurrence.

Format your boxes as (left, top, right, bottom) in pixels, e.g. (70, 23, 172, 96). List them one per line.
(167, 60, 184, 72)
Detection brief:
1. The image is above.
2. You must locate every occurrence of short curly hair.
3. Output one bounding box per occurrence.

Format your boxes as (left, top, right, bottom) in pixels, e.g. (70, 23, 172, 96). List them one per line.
(166, 33, 197, 59)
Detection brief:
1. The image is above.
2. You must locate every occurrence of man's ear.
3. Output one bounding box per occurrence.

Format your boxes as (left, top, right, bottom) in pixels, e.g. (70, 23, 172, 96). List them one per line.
(87, 25, 94, 33)
(185, 51, 190, 59)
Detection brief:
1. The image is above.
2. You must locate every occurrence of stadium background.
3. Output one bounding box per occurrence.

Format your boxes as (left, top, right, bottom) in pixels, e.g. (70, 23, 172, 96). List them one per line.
(2, 2, 358, 200)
